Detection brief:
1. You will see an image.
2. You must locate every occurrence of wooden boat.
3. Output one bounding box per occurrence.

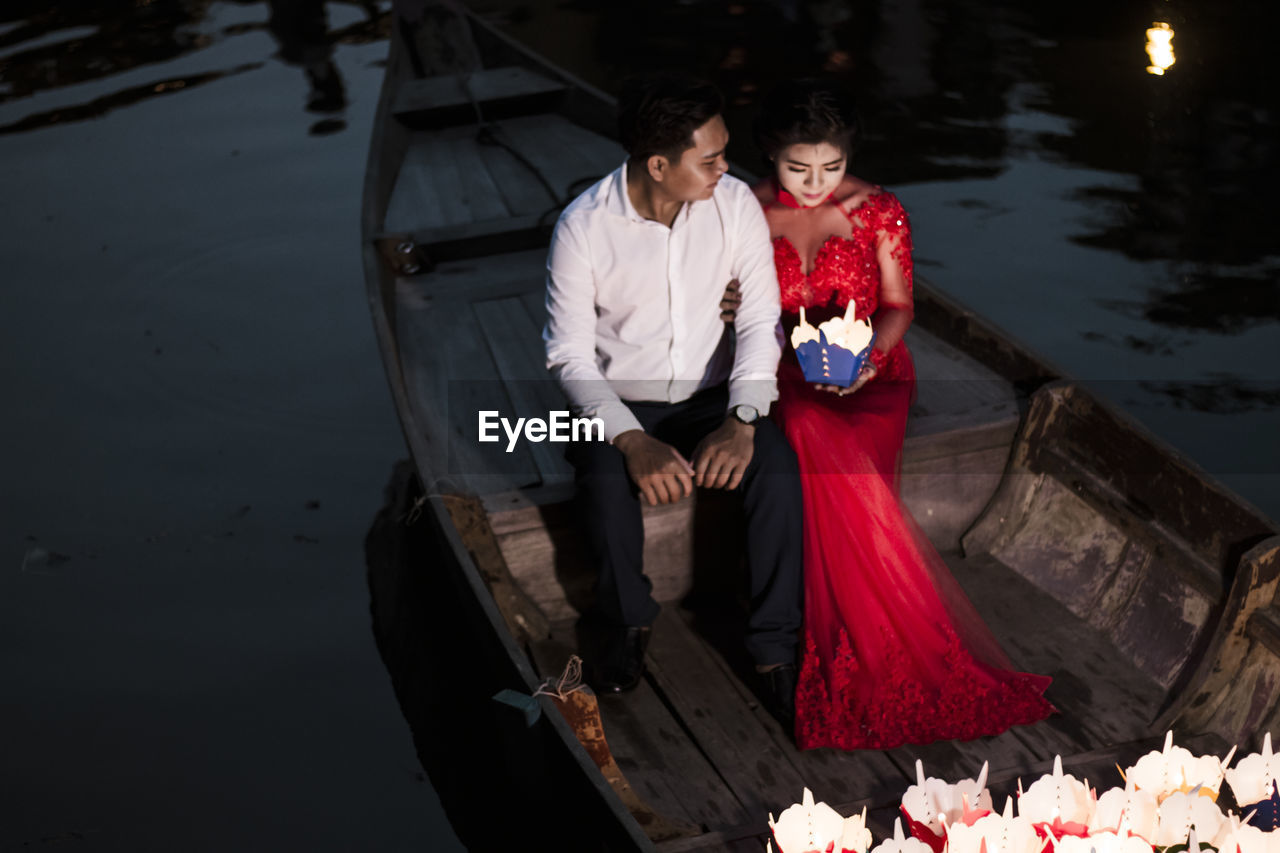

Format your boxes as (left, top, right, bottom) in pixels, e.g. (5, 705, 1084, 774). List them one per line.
(360, 3, 1280, 850)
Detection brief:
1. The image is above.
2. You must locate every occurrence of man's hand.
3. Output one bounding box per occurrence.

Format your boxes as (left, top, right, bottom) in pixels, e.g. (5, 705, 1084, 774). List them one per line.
(613, 430, 695, 506)
(719, 278, 741, 323)
(692, 418, 755, 490)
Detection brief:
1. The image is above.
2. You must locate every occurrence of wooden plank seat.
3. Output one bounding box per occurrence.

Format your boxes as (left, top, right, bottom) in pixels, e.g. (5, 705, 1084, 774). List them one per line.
(381, 112, 626, 260)
(392, 66, 568, 128)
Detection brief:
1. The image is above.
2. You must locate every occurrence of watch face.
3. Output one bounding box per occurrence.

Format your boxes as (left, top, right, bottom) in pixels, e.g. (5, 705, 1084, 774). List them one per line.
(735, 405, 759, 424)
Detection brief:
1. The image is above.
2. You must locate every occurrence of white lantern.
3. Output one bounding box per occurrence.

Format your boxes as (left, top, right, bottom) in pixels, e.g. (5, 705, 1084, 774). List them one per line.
(1226, 734, 1280, 807)
(1018, 755, 1095, 827)
(1091, 781, 1159, 841)
(769, 788, 846, 853)
(1056, 828, 1152, 853)
(946, 797, 1042, 853)
(1213, 811, 1271, 853)
(1127, 732, 1232, 802)
(1186, 745, 1237, 802)
(901, 759, 993, 851)
(841, 807, 874, 853)
(1154, 789, 1227, 847)
(870, 818, 934, 853)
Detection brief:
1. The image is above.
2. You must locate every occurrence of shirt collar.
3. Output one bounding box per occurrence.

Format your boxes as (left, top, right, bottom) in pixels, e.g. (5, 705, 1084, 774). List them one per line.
(610, 161, 694, 226)
(609, 162, 647, 223)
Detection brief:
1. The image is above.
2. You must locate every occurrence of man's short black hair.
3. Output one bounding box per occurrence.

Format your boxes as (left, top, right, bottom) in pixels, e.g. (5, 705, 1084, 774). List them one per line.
(617, 73, 724, 166)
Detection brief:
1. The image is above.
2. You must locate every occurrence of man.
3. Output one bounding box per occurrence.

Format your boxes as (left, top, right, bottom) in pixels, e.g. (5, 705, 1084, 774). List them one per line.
(543, 74, 802, 721)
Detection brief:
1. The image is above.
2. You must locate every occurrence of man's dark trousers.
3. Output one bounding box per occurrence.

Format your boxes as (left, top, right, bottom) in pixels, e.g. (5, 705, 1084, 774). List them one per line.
(567, 384, 803, 667)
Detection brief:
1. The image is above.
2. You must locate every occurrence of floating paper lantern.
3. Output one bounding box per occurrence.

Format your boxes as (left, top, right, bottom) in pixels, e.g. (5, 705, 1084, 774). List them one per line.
(790, 304, 876, 387)
(1127, 732, 1231, 802)
(1212, 811, 1272, 853)
(1019, 755, 1095, 827)
(1055, 828, 1153, 853)
(1090, 780, 1159, 841)
(1227, 734, 1280, 808)
(900, 761, 993, 853)
(769, 788, 847, 853)
(947, 797, 1042, 853)
(1155, 789, 1228, 846)
(871, 818, 934, 853)
(842, 807, 874, 853)
(1187, 745, 1237, 802)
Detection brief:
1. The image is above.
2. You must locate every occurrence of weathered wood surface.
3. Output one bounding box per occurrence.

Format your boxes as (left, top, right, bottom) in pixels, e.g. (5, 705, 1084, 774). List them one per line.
(913, 273, 1061, 393)
(472, 295, 573, 486)
(531, 624, 755, 834)
(384, 113, 624, 237)
(392, 65, 567, 125)
(645, 609, 814, 819)
(551, 688, 704, 842)
(1160, 536, 1280, 747)
(963, 382, 1276, 695)
(441, 494, 550, 645)
(668, 607, 910, 806)
(948, 551, 1165, 752)
(393, 254, 552, 494)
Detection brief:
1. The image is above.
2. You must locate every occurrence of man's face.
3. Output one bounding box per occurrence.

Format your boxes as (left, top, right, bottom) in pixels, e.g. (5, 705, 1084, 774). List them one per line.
(656, 115, 730, 202)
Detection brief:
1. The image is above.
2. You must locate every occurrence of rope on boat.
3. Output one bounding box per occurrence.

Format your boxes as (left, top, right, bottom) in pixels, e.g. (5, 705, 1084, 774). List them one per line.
(398, 476, 466, 525)
(402, 494, 427, 525)
(532, 654, 587, 701)
(432, 0, 604, 223)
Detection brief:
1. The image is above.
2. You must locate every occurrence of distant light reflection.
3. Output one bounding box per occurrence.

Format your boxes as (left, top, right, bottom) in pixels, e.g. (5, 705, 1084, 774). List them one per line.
(1146, 22, 1175, 75)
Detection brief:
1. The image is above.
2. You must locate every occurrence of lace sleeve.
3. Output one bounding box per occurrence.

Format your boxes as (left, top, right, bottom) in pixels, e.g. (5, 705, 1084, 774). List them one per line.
(870, 193, 913, 310)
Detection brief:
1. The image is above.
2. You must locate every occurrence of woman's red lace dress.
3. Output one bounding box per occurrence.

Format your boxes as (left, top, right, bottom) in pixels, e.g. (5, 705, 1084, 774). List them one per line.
(766, 185, 1055, 750)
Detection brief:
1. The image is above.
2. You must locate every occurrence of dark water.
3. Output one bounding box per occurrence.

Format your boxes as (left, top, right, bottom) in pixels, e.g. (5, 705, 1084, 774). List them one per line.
(1, 0, 1277, 848)
(0, 1, 463, 848)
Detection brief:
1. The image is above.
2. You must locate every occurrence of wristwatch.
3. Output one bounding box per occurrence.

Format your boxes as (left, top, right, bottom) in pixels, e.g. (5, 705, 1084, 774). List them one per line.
(730, 404, 759, 426)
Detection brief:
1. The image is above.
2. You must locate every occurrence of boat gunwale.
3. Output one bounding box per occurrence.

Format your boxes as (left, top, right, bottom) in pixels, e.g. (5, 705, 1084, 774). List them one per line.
(363, 5, 1280, 848)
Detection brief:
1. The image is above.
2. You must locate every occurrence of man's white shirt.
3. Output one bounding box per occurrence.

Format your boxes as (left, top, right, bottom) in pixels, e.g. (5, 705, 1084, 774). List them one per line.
(543, 163, 781, 443)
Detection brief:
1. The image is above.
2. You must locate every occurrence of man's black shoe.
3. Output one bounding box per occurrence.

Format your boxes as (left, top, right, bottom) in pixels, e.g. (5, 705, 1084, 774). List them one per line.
(761, 662, 797, 729)
(589, 626, 651, 694)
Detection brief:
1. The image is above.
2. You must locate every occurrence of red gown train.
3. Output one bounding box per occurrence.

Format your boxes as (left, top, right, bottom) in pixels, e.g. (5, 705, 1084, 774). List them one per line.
(766, 186, 1055, 750)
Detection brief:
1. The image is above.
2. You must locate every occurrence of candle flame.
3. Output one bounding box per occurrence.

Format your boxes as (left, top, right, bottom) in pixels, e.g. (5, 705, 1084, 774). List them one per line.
(1146, 22, 1175, 75)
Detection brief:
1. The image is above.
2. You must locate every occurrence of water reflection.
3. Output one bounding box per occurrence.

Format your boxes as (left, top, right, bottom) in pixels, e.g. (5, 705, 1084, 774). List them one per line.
(1145, 22, 1175, 75)
(1139, 379, 1280, 414)
(0, 0, 389, 136)
(1099, 269, 1280, 334)
(478, 0, 1277, 371)
(0, 62, 264, 134)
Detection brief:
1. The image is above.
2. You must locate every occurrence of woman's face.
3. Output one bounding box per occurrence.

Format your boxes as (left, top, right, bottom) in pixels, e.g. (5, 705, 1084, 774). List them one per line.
(775, 141, 846, 207)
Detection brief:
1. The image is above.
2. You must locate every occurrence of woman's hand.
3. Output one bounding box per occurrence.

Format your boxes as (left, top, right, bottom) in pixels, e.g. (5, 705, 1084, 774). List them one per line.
(814, 363, 878, 397)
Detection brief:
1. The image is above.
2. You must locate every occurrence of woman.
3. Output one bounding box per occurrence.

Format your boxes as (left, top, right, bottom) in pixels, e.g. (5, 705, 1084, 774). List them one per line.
(753, 80, 1055, 750)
